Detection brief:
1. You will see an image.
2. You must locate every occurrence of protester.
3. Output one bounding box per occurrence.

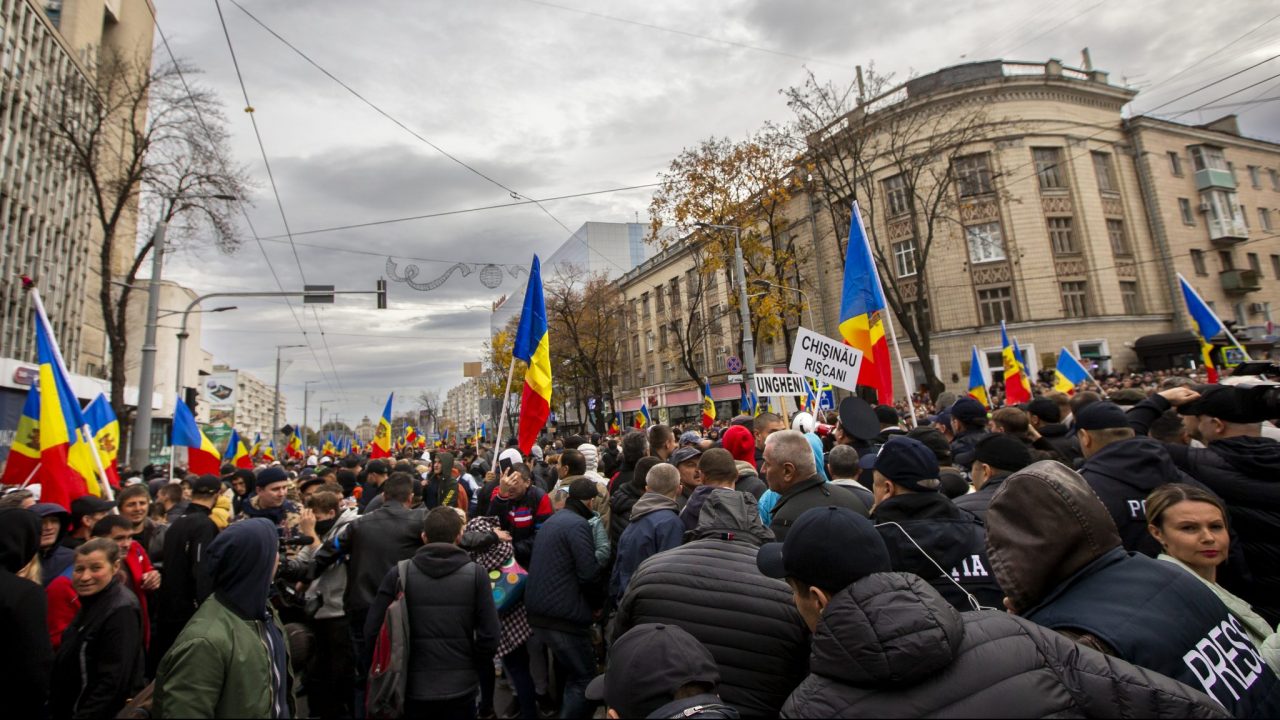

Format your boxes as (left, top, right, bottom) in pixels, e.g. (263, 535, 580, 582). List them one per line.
(1027, 396, 1082, 466)
(649, 424, 678, 461)
(985, 460, 1280, 718)
(51, 538, 145, 719)
(608, 455, 658, 550)
(865, 436, 1003, 611)
(757, 506, 1229, 719)
(228, 468, 254, 515)
(905, 426, 969, 499)
(358, 459, 390, 512)
(524, 479, 602, 720)
(0, 507, 53, 718)
(669, 446, 703, 510)
(553, 448, 612, 532)
(423, 451, 470, 512)
(64, 495, 115, 550)
(587, 624, 740, 719)
(952, 433, 1033, 522)
(156, 483, 190, 525)
(152, 473, 222, 669)
(722, 424, 767, 499)
(153, 519, 294, 718)
(947, 397, 989, 471)
(752, 413, 786, 468)
(610, 463, 684, 602)
(823, 444, 874, 511)
(32, 502, 74, 586)
(615, 489, 807, 718)
(763, 430, 866, 540)
(1147, 483, 1280, 671)
(90, 514, 158, 649)
(487, 463, 554, 569)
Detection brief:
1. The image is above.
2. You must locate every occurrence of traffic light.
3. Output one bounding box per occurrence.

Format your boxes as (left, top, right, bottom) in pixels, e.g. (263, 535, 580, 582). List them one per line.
(376, 279, 387, 309)
(184, 387, 199, 413)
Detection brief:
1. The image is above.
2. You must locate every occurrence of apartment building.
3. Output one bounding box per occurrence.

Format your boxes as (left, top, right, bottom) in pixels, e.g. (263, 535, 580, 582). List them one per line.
(443, 377, 485, 435)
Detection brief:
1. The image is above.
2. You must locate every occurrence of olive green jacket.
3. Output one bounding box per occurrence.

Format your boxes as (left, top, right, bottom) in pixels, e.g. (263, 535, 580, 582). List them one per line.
(152, 595, 296, 719)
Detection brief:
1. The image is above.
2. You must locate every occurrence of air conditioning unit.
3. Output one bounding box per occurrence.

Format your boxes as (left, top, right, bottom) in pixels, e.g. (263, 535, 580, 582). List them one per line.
(1199, 201, 1211, 213)
(1250, 303, 1267, 314)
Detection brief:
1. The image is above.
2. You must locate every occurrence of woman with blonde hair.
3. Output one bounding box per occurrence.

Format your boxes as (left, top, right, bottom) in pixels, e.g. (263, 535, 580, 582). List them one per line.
(1147, 483, 1280, 670)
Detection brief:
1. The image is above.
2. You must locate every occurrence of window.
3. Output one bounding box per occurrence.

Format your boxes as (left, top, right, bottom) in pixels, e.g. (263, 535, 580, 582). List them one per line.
(708, 305, 723, 338)
(1248, 252, 1262, 276)
(1191, 249, 1208, 276)
(705, 269, 717, 292)
(1191, 146, 1228, 172)
(965, 222, 1006, 263)
(646, 331, 655, 352)
(658, 325, 668, 350)
(1219, 250, 1235, 271)
(1048, 217, 1078, 254)
(1241, 205, 1250, 228)
(1107, 219, 1132, 256)
(1120, 281, 1141, 314)
(647, 365, 656, 384)
(669, 278, 681, 308)
(1179, 198, 1196, 225)
(1249, 166, 1262, 189)
(954, 153, 993, 197)
(1092, 152, 1118, 193)
(903, 298, 932, 333)
(1075, 340, 1112, 374)
(1033, 148, 1065, 189)
(1169, 151, 1183, 176)
(642, 293, 651, 318)
(655, 285, 665, 312)
(629, 299, 639, 322)
(1271, 169, 1279, 191)
(1272, 255, 1280, 279)
(1260, 208, 1273, 232)
(1061, 281, 1089, 318)
(883, 174, 911, 216)
(892, 238, 919, 277)
(977, 286, 1015, 326)
(631, 335, 640, 361)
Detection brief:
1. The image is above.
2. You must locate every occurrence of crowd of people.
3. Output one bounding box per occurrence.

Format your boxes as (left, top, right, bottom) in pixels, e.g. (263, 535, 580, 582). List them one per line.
(2, 370, 1280, 718)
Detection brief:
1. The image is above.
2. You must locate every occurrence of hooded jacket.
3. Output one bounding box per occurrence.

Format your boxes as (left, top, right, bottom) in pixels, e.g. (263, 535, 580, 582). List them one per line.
(985, 461, 1280, 719)
(781, 571, 1229, 719)
(950, 472, 1009, 523)
(1038, 421, 1083, 466)
(363, 543, 500, 701)
(872, 492, 1003, 611)
(1078, 436, 1200, 557)
(610, 492, 683, 601)
(734, 461, 767, 500)
(288, 506, 358, 620)
(424, 452, 469, 510)
(154, 502, 219, 629)
(0, 508, 53, 718)
(32, 503, 75, 586)
(153, 519, 295, 719)
(615, 492, 807, 719)
(51, 577, 145, 720)
(312, 501, 426, 613)
(1130, 395, 1280, 623)
(608, 477, 644, 548)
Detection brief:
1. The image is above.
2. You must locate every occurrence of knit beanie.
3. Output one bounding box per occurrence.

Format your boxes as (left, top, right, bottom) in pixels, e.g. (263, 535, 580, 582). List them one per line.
(722, 425, 756, 469)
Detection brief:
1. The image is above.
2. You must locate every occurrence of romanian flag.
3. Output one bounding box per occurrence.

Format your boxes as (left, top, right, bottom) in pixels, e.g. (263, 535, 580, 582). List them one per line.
(287, 433, 303, 459)
(701, 381, 716, 429)
(513, 256, 552, 455)
(0, 386, 42, 488)
(262, 440, 276, 463)
(34, 311, 97, 506)
(323, 433, 336, 457)
(839, 202, 894, 405)
(1000, 321, 1032, 405)
(405, 425, 418, 447)
(967, 346, 989, 409)
(172, 400, 221, 475)
(225, 428, 253, 469)
(609, 412, 621, 436)
(250, 432, 262, 458)
(634, 402, 651, 429)
(1054, 348, 1091, 395)
(83, 395, 121, 487)
(371, 393, 394, 458)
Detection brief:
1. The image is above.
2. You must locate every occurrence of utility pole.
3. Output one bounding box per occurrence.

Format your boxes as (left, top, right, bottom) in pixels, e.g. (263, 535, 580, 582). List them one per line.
(302, 380, 318, 447)
(696, 223, 757, 395)
(273, 345, 304, 454)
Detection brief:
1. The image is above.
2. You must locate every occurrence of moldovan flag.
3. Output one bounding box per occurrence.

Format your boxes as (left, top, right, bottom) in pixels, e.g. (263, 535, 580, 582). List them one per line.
(0, 385, 41, 488)
(288, 434, 303, 459)
(34, 311, 97, 507)
(1178, 273, 1241, 383)
(262, 440, 276, 463)
(172, 400, 221, 475)
(83, 394, 121, 487)
(513, 255, 552, 455)
(1000, 321, 1032, 405)
(701, 381, 716, 429)
(371, 393, 394, 458)
(634, 402, 651, 430)
(225, 428, 253, 470)
(839, 203, 894, 405)
(323, 433, 336, 457)
(967, 346, 989, 409)
(1053, 348, 1091, 395)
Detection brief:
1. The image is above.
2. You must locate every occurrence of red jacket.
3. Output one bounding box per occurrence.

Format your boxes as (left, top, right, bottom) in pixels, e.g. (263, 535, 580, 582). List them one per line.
(45, 576, 78, 651)
(120, 539, 154, 648)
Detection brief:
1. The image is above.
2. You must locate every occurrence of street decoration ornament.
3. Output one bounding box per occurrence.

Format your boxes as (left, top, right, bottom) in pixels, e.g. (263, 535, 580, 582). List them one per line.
(385, 257, 526, 292)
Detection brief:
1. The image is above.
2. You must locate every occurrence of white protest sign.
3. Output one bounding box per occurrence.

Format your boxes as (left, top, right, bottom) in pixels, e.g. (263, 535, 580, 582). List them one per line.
(789, 326, 864, 393)
(753, 373, 811, 397)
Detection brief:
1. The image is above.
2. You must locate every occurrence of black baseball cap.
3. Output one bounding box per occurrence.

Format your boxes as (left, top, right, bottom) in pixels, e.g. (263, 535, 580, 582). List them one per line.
(874, 405, 900, 425)
(191, 474, 224, 496)
(366, 460, 390, 475)
(70, 495, 115, 522)
(758, 506, 891, 595)
(585, 624, 720, 717)
(858, 436, 940, 491)
(950, 397, 988, 425)
(1026, 397, 1060, 423)
(1075, 401, 1129, 430)
(838, 396, 880, 441)
(974, 434, 1033, 473)
(669, 446, 703, 466)
(298, 476, 326, 493)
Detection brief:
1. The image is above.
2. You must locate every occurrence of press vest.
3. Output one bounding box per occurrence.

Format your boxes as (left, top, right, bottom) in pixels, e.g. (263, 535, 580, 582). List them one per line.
(1029, 548, 1280, 718)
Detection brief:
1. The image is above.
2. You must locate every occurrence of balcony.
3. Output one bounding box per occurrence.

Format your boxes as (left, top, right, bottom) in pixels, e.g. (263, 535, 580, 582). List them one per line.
(1207, 217, 1249, 245)
(1221, 269, 1261, 295)
(1195, 168, 1237, 191)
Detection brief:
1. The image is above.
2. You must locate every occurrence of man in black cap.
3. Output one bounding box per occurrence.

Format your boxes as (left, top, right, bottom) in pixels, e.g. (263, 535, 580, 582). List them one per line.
(906, 426, 969, 499)
(63, 495, 116, 550)
(237, 466, 303, 548)
(866, 436, 1003, 611)
(669, 446, 703, 511)
(873, 405, 906, 444)
(525, 477, 602, 720)
(153, 473, 223, 668)
(359, 459, 390, 512)
(757, 506, 1229, 718)
(1130, 384, 1280, 624)
(586, 624, 739, 719)
(763, 430, 867, 541)
(1026, 396, 1082, 466)
(953, 434, 1032, 522)
(947, 397, 989, 471)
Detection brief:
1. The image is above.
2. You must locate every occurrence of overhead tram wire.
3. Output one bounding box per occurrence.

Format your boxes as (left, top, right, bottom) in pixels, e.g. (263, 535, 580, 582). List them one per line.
(1167, 70, 1280, 119)
(1139, 11, 1280, 103)
(999, 0, 1111, 57)
(145, 6, 338, 394)
(213, 0, 348, 398)
(1138, 53, 1280, 116)
(225, 0, 635, 277)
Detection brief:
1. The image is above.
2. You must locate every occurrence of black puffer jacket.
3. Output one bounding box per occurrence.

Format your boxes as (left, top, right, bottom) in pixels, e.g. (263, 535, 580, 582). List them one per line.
(1078, 436, 1199, 557)
(615, 492, 807, 719)
(0, 509, 52, 718)
(312, 503, 425, 612)
(524, 509, 599, 634)
(608, 480, 644, 549)
(51, 579, 146, 719)
(781, 572, 1228, 719)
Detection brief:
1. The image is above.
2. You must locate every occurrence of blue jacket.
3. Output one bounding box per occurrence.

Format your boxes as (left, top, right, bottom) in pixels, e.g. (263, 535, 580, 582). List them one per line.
(610, 493, 683, 602)
(525, 509, 599, 634)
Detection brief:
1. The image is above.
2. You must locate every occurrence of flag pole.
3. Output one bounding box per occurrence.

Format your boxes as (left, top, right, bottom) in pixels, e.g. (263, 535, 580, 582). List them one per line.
(496, 358, 517, 454)
(1178, 273, 1254, 364)
(25, 280, 115, 500)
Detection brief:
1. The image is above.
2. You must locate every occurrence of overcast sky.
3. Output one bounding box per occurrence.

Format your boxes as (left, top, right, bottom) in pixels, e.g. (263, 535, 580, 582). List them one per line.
(150, 0, 1280, 430)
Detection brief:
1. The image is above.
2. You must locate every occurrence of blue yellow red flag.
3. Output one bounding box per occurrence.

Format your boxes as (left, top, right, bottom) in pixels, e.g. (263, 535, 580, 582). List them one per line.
(83, 394, 121, 487)
(371, 393, 394, 458)
(513, 255, 552, 454)
(262, 440, 276, 463)
(1053, 348, 1091, 395)
(634, 402, 651, 429)
(0, 385, 42, 487)
(1000, 321, 1032, 405)
(35, 311, 97, 506)
(172, 400, 221, 475)
(701, 381, 716, 429)
(839, 202, 894, 405)
(967, 346, 989, 409)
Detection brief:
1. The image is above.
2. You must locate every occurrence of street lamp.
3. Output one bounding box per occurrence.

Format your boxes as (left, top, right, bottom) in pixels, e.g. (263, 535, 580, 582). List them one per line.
(273, 345, 305, 452)
(751, 279, 816, 331)
(158, 305, 236, 320)
(694, 222, 756, 393)
(302, 380, 320, 447)
(130, 191, 237, 471)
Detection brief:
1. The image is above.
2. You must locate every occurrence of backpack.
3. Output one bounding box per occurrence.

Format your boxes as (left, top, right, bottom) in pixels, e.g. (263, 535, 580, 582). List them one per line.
(366, 560, 411, 719)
